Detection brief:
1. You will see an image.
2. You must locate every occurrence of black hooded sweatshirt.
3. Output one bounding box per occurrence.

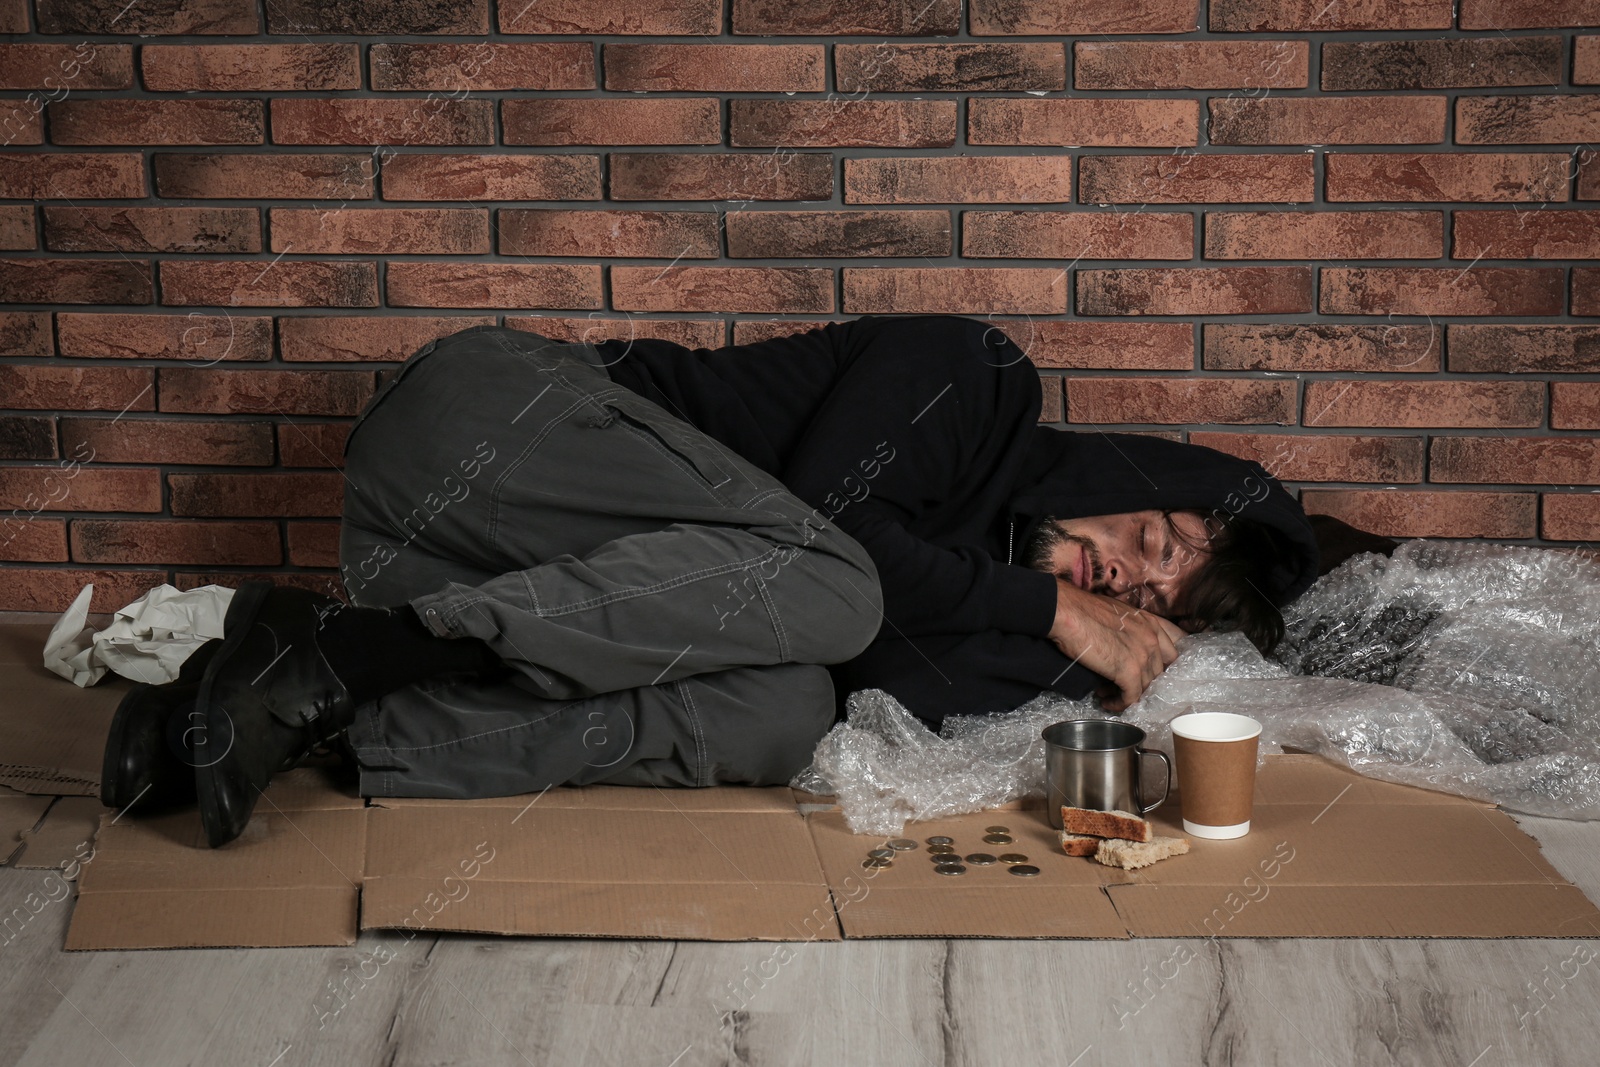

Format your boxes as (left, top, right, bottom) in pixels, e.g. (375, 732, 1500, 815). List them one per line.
(599, 314, 1321, 729)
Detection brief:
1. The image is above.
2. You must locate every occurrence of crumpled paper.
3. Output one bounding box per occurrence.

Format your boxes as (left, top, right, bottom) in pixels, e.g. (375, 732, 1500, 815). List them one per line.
(42, 582, 235, 687)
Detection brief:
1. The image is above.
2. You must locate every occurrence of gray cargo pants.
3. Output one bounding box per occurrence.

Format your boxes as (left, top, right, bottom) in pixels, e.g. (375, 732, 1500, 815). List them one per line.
(336, 324, 884, 798)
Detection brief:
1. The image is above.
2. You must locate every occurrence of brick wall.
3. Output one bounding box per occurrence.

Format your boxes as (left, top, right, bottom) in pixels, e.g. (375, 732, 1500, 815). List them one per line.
(2, 0, 1598, 613)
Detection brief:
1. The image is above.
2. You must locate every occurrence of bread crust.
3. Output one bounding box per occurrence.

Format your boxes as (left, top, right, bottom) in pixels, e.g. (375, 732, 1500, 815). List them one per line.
(1059, 831, 1100, 857)
(1059, 805, 1152, 842)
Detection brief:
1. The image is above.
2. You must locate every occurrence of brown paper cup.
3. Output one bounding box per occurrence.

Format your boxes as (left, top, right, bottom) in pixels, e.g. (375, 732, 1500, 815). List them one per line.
(1171, 712, 1262, 840)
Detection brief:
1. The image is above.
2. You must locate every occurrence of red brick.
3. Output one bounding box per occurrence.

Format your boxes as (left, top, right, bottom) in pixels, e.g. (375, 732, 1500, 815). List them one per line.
(1578, 37, 1600, 84)
(36, 0, 259, 34)
(1077, 267, 1312, 315)
(0, 257, 151, 304)
(0, 366, 152, 411)
(1304, 380, 1544, 428)
(835, 43, 1064, 91)
(0, 569, 190, 613)
(0, 0, 27, 32)
(142, 44, 358, 92)
(270, 207, 488, 255)
(288, 521, 341, 567)
(1322, 37, 1561, 91)
(154, 154, 373, 201)
(0, 153, 145, 198)
(963, 210, 1191, 259)
(727, 210, 950, 257)
(1205, 210, 1442, 259)
(613, 266, 833, 314)
(1458, 95, 1600, 144)
(503, 99, 719, 146)
(1582, 151, 1600, 200)
(0, 311, 51, 355)
(500, 209, 719, 258)
(60, 417, 272, 465)
(1448, 324, 1600, 372)
(1320, 267, 1564, 316)
(1579, 268, 1600, 315)
(1460, 0, 1600, 29)
(381, 154, 600, 201)
(170, 472, 343, 518)
(159, 368, 374, 416)
(271, 99, 493, 146)
(1066, 378, 1297, 425)
(0, 517, 66, 562)
(1453, 209, 1600, 259)
(971, 0, 1198, 34)
(1542, 494, 1600, 540)
(267, 0, 487, 33)
(0, 44, 133, 89)
(969, 98, 1199, 147)
(161, 260, 377, 308)
(610, 153, 833, 202)
(1190, 431, 1425, 483)
(604, 44, 824, 92)
(49, 99, 263, 146)
(279, 315, 495, 362)
(0, 104, 42, 146)
(1300, 490, 1534, 539)
(730, 100, 956, 148)
(0, 466, 160, 512)
(1552, 383, 1600, 429)
(735, 0, 960, 34)
(386, 263, 603, 309)
(1204, 323, 1441, 372)
(845, 157, 1070, 203)
(501, 0, 721, 34)
(1209, 0, 1451, 31)
(0, 414, 55, 459)
(277, 421, 351, 468)
(506, 316, 725, 350)
(1003, 320, 1194, 370)
(1076, 40, 1306, 90)
(1210, 96, 1446, 145)
(370, 43, 593, 91)
(42, 206, 260, 253)
(57, 313, 273, 362)
(731, 319, 843, 345)
(72, 520, 281, 566)
(0, 205, 33, 250)
(1325, 152, 1570, 202)
(1431, 436, 1600, 485)
(843, 268, 1066, 314)
(1079, 153, 1314, 204)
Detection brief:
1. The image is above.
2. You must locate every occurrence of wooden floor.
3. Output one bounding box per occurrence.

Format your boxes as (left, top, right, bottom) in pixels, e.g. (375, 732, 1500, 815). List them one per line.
(0, 807, 1596, 1066)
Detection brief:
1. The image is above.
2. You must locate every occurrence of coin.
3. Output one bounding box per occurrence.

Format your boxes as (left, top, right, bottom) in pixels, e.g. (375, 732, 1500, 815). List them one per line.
(982, 833, 1014, 845)
(867, 848, 895, 860)
(1008, 864, 1041, 877)
(998, 853, 1030, 865)
(927, 836, 954, 846)
(934, 864, 967, 876)
(964, 853, 997, 865)
(888, 838, 917, 851)
(862, 857, 893, 869)
(928, 844, 956, 855)
(985, 825, 1010, 834)
(931, 852, 958, 862)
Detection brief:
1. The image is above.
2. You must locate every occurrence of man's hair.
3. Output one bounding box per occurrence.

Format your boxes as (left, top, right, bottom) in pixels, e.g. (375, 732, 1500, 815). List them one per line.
(1167, 509, 1294, 655)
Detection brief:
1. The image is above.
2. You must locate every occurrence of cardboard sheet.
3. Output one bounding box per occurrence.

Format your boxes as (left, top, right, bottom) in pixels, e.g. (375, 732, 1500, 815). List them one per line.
(0, 623, 126, 796)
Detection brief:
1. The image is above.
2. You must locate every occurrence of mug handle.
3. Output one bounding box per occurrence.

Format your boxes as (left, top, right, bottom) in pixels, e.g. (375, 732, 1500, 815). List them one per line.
(1138, 748, 1172, 814)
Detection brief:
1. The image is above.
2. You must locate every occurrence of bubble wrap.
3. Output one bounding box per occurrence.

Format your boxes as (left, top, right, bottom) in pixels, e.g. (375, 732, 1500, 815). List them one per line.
(790, 541, 1600, 837)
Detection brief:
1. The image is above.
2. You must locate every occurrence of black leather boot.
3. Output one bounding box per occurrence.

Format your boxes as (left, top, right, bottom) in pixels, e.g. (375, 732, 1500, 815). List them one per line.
(192, 580, 359, 848)
(100, 637, 223, 811)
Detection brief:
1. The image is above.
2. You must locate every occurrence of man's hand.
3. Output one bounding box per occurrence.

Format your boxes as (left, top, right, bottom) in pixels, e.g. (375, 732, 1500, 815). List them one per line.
(1047, 576, 1187, 712)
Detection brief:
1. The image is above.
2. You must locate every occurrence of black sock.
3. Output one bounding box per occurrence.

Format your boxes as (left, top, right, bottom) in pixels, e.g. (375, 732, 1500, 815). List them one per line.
(313, 602, 503, 708)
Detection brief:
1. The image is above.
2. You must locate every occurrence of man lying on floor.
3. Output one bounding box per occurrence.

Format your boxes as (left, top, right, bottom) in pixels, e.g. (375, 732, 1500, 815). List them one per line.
(102, 315, 1340, 848)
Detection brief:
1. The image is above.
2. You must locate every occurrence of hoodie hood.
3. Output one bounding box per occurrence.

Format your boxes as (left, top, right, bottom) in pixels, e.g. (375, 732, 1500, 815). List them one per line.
(1002, 427, 1321, 607)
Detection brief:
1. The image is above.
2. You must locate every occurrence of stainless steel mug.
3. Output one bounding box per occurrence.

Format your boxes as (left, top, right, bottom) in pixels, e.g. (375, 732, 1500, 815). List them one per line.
(1042, 719, 1172, 830)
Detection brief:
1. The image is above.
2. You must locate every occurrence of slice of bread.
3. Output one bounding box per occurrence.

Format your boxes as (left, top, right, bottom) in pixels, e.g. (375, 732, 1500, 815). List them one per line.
(1059, 831, 1099, 857)
(1093, 835, 1191, 870)
(1060, 806, 1152, 842)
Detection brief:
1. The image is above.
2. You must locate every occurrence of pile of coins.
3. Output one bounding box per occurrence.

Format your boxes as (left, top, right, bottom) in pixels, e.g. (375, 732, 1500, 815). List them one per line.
(861, 826, 1041, 877)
